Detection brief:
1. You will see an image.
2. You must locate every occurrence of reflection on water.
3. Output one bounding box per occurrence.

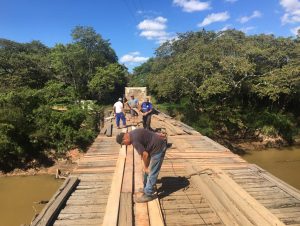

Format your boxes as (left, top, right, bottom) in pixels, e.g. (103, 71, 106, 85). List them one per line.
(0, 175, 62, 226)
(242, 145, 300, 190)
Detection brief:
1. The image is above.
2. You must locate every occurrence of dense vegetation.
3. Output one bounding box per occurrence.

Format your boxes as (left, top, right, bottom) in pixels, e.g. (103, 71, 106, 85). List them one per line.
(0, 26, 127, 171)
(130, 30, 300, 145)
(1, 27, 299, 170)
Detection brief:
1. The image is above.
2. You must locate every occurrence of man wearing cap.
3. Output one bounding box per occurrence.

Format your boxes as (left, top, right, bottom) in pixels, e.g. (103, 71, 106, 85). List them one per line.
(127, 94, 139, 125)
(116, 128, 167, 203)
(113, 97, 126, 129)
(140, 97, 153, 130)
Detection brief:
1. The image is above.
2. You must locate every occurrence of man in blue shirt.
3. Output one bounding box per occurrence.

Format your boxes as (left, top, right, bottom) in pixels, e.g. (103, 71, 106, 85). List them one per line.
(140, 97, 153, 130)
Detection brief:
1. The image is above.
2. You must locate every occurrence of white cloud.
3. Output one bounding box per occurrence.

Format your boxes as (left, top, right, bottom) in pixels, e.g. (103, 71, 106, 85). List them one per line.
(173, 0, 210, 12)
(137, 16, 174, 43)
(140, 30, 169, 39)
(198, 11, 230, 27)
(280, 0, 300, 24)
(238, 10, 262, 23)
(137, 17, 167, 30)
(225, 0, 237, 3)
(120, 52, 149, 64)
(291, 25, 300, 35)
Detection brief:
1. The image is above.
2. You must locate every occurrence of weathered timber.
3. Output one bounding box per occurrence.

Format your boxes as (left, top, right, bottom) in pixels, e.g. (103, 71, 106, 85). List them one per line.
(133, 136, 150, 226)
(102, 145, 126, 226)
(31, 177, 79, 226)
(118, 145, 134, 226)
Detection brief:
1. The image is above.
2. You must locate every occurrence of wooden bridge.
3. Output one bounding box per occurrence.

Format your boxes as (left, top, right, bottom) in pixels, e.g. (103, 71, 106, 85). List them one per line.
(31, 113, 300, 226)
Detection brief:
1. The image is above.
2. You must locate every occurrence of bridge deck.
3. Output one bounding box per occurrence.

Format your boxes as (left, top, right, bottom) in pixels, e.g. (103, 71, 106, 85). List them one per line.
(35, 113, 300, 226)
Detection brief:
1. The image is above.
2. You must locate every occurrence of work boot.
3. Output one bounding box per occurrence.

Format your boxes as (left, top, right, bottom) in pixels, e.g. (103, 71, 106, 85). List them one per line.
(135, 193, 157, 203)
(138, 185, 157, 194)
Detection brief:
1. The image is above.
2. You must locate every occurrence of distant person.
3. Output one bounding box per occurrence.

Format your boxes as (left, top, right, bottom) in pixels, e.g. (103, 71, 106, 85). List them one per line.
(127, 94, 139, 125)
(116, 128, 167, 202)
(140, 97, 153, 130)
(113, 97, 126, 129)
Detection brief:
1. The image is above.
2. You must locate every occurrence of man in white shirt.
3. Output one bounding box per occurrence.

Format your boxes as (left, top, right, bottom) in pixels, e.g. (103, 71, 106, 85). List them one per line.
(113, 97, 126, 129)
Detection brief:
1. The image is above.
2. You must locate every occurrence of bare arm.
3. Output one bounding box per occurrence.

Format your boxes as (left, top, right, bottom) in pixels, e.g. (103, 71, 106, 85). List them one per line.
(141, 151, 150, 173)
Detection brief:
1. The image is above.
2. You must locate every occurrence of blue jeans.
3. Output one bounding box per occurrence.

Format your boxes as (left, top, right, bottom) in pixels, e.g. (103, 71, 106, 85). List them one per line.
(144, 143, 167, 195)
(115, 112, 126, 127)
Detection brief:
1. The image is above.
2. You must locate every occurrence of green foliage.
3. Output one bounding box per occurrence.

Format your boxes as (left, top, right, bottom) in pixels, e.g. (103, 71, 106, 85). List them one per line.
(32, 105, 97, 152)
(132, 29, 300, 143)
(88, 63, 127, 103)
(197, 73, 231, 101)
(50, 26, 121, 99)
(0, 39, 52, 90)
(250, 110, 297, 142)
(251, 65, 300, 102)
(37, 81, 77, 105)
(0, 26, 124, 170)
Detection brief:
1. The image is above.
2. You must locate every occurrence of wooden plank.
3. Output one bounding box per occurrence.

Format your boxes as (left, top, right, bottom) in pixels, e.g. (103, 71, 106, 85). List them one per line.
(148, 199, 165, 226)
(118, 144, 134, 226)
(31, 177, 79, 226)
(252, 164, 300, 200)
(118, 193, 133, 226)
(212, 168, 285, 226)
(133, 137, 150, 226)
(122, 145, 133, 193)
(185, 165, 247, 226)
(102, 146, 126, 226)
(53, 218, 102, 226)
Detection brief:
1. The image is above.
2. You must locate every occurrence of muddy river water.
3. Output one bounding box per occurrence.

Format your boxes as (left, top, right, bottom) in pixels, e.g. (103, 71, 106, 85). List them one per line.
(242, 145, 300, 190)
(0, 175, 62, 226)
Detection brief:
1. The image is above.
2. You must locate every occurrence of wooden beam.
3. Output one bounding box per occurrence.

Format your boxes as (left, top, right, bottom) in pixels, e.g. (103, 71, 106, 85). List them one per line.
(133, 126, 150, 226)
(102, 145, 126, 226)
(118, 145, 134, 226)
(31, 177, 79, 226)
(118, 193, 133, 226)
(212, 167, 285, 226)
(252, 164, 300, 200)
(185, 165, 247, 226)
(148, 199, 165, 226)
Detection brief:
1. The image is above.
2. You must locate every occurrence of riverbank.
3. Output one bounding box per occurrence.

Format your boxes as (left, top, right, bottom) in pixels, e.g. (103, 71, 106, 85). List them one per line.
(0, 149, 84, 177)
(215, 134, 300, 154)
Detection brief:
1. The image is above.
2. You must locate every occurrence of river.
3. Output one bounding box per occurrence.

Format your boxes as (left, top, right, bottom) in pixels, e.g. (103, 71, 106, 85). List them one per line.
(241, 145, 300, 190)
(0, 175, 62, 226)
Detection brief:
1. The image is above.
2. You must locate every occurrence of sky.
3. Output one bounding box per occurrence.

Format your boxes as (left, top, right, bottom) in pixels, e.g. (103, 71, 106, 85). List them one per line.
(1, 0, 300, 71)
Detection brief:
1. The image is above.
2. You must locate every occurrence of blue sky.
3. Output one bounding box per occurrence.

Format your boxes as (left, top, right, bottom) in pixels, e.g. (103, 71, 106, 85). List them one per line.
(1, 0, 300, 71)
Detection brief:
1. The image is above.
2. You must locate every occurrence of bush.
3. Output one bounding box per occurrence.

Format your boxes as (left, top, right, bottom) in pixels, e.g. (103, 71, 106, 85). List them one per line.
(33, 105, 99, 153)
(0, 86, 102, 171)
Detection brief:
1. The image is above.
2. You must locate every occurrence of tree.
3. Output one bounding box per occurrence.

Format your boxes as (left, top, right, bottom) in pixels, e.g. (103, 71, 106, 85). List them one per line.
(88, 63, 127, 103)
(51, 26, 120, 99)
(0, 39, 52, 90)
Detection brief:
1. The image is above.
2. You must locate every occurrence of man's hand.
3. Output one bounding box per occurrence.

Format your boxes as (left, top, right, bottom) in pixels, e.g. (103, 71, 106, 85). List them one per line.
(156, 132, 167, 140)
(143, 166, 149, 174)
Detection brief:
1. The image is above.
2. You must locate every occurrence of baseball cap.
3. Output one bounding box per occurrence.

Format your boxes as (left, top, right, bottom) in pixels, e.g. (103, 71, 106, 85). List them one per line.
(118, 97, 122, 101)
(116, 132, 125, 145)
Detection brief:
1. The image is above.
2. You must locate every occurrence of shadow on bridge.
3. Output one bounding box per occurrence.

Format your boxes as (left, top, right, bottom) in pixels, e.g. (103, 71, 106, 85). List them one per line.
(157, 176, 190, 199)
